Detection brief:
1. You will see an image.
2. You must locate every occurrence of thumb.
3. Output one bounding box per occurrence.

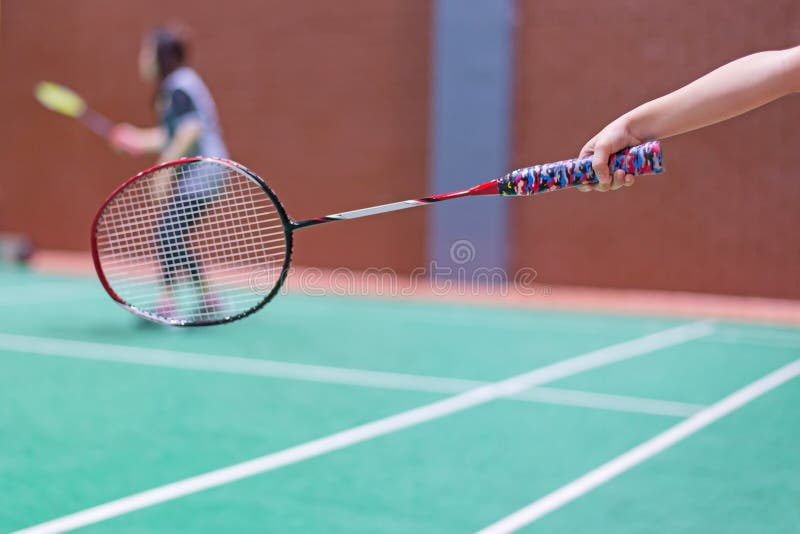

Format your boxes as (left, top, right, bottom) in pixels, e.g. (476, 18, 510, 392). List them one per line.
(578, 137, 597, 159)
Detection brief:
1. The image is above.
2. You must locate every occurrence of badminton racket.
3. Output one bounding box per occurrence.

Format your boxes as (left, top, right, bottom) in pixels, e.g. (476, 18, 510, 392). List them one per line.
(92, 141, 663, 326)
(34, 81, 114, 139)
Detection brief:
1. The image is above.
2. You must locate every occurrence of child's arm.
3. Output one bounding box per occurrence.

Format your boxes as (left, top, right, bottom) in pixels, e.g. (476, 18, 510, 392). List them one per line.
(109, 118, 202, 162)
(109, 124, 167, 156)
(580, 46, 800, 192)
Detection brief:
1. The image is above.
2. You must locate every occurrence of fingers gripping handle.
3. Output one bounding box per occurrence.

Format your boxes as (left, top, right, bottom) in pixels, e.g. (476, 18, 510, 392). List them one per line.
(497, 141, 663, 196)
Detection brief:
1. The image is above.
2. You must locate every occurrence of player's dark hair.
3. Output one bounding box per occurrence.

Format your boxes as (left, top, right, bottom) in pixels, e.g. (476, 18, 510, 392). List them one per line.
(152, 26, 188, 79)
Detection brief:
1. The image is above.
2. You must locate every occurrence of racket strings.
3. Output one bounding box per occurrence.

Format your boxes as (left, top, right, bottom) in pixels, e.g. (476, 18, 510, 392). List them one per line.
(95, 161, 288, 324)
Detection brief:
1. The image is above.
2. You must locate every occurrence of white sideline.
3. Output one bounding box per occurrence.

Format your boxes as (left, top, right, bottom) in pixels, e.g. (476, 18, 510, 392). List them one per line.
(11, 321, 712, 534)
(0, 333, 704, 418)
(0, 332, 480, 393)
(477, 358, 800, 534)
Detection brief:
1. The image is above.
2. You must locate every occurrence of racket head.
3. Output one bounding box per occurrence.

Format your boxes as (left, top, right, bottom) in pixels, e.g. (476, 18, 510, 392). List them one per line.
(34, 81, 87, 118)
(92, 158, 293, 326)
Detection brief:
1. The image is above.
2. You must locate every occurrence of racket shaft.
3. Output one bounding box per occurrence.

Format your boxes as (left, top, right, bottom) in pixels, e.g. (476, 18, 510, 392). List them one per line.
(325, 200, 428, 219)
(292, 200, 429, 228)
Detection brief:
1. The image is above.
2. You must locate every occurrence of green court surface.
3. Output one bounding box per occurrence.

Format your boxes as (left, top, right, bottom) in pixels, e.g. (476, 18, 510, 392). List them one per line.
(1, 267, 799, 533)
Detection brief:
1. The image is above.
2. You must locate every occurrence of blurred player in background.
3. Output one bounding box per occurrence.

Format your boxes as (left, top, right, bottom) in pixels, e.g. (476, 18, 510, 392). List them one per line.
(110, 26, 229, 317)
(579, 45, 800, 191)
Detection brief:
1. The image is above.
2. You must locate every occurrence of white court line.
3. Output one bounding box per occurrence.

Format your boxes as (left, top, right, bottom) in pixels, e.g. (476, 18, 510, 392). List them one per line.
(478, 358, 800, 534)
(516, 387, 703, 418)
(10, 320, 712, 534)
(0, 332, 480, 393)
(0, 333, 704, 418)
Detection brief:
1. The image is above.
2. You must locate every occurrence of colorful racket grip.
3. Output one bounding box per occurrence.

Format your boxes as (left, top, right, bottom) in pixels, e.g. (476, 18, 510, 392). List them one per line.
(497, 141, 663, 196)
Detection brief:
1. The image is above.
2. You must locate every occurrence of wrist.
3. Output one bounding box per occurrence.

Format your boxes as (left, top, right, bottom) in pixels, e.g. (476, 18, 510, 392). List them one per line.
(617, 112, 646, 142)
(621, 102, 664, 142)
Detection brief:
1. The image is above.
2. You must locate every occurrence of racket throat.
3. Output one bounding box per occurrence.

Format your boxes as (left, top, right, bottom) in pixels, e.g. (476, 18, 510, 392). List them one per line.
(423, 179, 499, 201)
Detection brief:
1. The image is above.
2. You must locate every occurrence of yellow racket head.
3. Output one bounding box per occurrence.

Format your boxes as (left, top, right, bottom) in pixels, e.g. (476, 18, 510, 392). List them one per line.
(34, 81, 87, 118)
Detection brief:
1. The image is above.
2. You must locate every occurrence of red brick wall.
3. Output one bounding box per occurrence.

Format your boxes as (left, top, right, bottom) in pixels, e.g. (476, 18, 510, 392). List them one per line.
(511, 0, 800, 298)
(4, 1, 800, 299)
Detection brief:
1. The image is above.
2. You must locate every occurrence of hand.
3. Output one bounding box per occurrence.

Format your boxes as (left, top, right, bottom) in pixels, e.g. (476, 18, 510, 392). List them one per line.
(109, 123, 144, 156)
(578, 118, 643, 192)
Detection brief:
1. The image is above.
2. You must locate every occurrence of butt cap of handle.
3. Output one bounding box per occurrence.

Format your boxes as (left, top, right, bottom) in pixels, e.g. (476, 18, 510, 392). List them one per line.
(498, 141, 663, 196)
